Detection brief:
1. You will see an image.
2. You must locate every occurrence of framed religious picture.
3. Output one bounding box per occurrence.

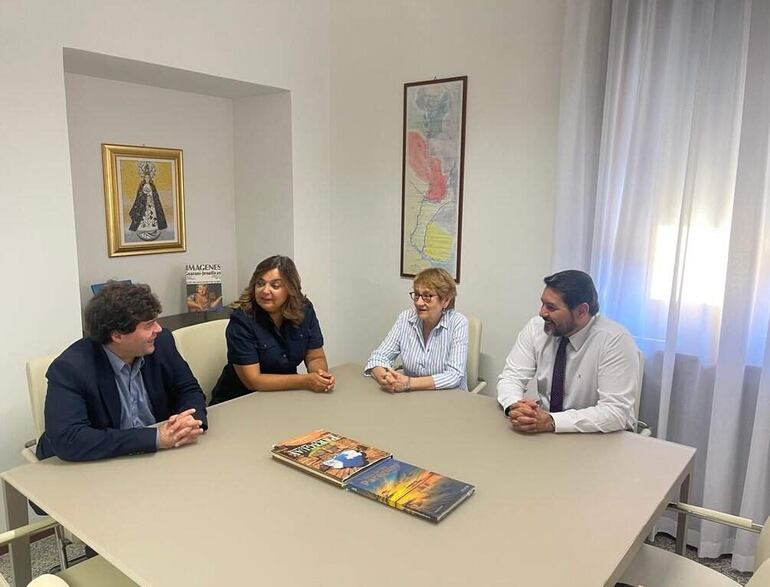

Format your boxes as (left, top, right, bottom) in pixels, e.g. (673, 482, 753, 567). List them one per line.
(101, 143, 186, 257)
(400, 76, 467, 282)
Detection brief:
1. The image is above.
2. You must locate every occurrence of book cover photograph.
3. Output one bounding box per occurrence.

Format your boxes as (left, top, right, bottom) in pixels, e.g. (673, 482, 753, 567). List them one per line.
(185, 263, 223, 312)
(346, 458, 475, 522)
(271, 430, 392, 487)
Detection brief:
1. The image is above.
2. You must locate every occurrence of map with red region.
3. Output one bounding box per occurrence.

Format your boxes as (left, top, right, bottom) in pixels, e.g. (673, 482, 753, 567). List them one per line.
(402, 79, 465, 278)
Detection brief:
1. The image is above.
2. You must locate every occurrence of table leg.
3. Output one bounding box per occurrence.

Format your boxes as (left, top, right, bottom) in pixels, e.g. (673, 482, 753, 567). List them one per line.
(675, 473, 690, 555)
(2, 479, 32, 587)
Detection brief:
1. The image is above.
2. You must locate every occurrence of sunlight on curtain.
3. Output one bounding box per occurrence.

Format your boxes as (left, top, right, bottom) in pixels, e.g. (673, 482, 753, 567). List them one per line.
(649, 225, 729, 307)
(554, 0, 770, 571)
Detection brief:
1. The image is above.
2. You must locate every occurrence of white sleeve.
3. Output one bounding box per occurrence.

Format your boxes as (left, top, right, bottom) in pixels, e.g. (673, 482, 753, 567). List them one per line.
(497, 320, 538, 410)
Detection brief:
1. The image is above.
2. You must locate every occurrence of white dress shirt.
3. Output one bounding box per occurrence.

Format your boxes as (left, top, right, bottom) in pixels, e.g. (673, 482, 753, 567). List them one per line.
(364, 308, 469, 390)
(497, 314, 639, 433)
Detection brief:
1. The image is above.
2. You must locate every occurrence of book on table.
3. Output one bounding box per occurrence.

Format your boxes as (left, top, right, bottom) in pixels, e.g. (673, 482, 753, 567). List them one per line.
(345, 458, 475, 522)
(271, 429, 392, 487)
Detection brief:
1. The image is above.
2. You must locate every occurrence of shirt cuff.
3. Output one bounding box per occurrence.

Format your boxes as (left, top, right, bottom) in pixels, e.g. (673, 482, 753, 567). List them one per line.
(364, 362, 389, 375)
(155, 428, 160, 449)
(550, 411, 575, 433)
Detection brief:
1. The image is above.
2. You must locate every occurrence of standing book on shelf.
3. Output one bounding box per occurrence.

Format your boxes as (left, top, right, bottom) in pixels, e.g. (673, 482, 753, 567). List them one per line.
(271, 429, 391, 487)
(185, 263, 223, 312)
(346, 458, 475, 522)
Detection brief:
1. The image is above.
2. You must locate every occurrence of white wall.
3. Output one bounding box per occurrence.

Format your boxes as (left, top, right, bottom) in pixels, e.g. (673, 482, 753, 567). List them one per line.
(233, 92, 294, 292)
(328, 0, 565, 388)
(0, 0, 331, 531)
(0, 0, 564, 532)
(65, 73, 239, 315)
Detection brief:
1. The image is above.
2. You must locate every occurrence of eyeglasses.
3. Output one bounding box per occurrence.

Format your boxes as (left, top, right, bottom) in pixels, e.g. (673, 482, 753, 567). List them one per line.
(409, 291, 436, 303)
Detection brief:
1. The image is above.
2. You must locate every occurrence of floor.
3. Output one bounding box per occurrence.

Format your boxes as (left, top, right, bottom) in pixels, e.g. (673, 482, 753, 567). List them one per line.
(0, 536, 84, 586)
(652, 532, 752, 585)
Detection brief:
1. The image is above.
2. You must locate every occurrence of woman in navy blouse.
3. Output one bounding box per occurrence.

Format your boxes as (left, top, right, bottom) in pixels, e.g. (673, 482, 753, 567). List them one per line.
(210, 255, 334, 404)
(364, 268, 469, 392)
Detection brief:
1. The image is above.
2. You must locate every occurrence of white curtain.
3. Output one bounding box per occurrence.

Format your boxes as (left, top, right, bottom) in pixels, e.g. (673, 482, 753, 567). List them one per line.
(554, 0, 770, 571)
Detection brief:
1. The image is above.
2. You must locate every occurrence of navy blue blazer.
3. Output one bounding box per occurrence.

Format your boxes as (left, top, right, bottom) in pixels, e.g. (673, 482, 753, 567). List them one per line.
(36, 329, 208, 461)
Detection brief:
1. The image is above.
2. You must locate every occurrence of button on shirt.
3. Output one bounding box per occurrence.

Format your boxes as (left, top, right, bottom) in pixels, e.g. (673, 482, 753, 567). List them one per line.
(364, 308, 469, 390)
(103, 347, 157, 431)
(496, 315, 639, 433)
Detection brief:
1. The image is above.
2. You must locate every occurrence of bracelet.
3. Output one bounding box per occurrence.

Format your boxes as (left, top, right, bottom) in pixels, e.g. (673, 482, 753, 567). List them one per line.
(406, 377, 412, 391)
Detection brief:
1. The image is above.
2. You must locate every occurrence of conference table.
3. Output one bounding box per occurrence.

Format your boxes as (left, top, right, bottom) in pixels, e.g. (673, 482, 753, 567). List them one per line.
(2, 364, 695, 586)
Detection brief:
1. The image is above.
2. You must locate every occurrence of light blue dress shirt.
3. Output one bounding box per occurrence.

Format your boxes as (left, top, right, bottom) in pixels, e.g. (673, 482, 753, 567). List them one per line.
(103, 347, 157, 430)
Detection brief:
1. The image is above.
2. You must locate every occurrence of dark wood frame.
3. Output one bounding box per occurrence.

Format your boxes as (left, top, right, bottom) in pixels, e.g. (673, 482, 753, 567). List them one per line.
(400, 76, 467, 283)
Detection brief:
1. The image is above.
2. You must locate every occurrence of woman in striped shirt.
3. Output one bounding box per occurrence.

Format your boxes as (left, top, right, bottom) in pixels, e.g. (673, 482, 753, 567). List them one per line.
(364, 268, 469, 392)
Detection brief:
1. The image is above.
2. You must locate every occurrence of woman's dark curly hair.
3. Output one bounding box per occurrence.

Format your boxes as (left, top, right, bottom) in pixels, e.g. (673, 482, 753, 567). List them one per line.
(85, 281, 162, 344)
(237, 255, 306, 326)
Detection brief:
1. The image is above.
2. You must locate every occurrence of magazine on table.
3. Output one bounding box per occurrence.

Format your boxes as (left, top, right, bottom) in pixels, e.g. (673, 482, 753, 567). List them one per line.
(271, 429, 392, 487)
(345, 458, 475, 522)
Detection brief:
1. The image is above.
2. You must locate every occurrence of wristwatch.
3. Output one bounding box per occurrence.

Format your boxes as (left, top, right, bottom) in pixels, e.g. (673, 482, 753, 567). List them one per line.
(504, 404, 513, 417)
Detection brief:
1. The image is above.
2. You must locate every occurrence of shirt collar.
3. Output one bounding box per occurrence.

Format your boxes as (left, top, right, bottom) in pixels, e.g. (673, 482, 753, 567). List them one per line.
(407, 308, 452, 330)
(565, 314, 598, 351)
(103, 345, 144, 374)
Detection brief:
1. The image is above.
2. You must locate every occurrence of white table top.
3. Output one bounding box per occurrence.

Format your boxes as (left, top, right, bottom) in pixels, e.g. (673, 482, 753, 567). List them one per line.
(2, 364, 694, 586)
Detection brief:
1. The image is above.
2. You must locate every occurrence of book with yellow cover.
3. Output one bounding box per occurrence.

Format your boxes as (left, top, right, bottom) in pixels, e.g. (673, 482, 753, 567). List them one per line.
(345, 458, 475, 522)
(271, 429, 391, 487)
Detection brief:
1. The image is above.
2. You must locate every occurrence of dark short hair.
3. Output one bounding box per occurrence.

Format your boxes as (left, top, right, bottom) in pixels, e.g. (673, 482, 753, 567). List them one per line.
(84, 281, 162, 344)
(543, 270, 599, 315)
(238, 255, 306, 326)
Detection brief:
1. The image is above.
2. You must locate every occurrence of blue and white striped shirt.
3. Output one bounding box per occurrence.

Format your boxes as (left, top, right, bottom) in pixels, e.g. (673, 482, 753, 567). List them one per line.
(364, 308, 469, 390)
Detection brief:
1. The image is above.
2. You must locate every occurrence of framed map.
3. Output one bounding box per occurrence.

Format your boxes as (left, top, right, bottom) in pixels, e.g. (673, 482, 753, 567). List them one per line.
(400, 76, 467, 281)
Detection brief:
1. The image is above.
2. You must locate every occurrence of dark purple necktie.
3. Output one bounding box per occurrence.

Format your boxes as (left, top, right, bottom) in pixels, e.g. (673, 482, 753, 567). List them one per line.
(550, 337, 569, 413)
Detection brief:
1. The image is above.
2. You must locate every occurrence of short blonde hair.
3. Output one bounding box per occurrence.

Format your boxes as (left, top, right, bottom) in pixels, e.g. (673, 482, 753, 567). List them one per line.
(413, 268, 457, 309)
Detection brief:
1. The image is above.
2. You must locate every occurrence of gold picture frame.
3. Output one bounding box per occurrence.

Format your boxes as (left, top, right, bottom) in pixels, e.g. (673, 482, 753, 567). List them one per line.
(102, 143, 186, 257)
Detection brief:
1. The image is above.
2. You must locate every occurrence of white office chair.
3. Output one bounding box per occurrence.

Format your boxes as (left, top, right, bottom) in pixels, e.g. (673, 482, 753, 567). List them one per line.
(27, 576, 69, 587)
(466, 316, 486, 394)
(22, 354, 76, 569)
(23, 354, 92, 570)
(0, 518, 136, 587)
(172, 319, 228, 404)
(621, 506, 769, 587)
(634, 349, 651, 436)
(23, 354, 58, 463)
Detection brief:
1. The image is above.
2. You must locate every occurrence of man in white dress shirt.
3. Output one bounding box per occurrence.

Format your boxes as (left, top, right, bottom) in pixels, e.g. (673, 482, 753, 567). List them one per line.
(497, 270, 639, 434)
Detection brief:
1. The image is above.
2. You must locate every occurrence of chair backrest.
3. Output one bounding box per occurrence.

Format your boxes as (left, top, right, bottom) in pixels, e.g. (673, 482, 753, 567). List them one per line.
(28, 576, 69, 587)
(172, 319, 228, 404)
(756, 515, 770, 572)
(466, 316, 484, 393)
(749, 559, 770, 587)
(26, 354, 58, 438)
(635, 349, 644, 421)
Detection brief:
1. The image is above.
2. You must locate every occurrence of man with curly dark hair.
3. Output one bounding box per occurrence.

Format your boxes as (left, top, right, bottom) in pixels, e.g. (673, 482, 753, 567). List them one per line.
(36, 281, 207, 461)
